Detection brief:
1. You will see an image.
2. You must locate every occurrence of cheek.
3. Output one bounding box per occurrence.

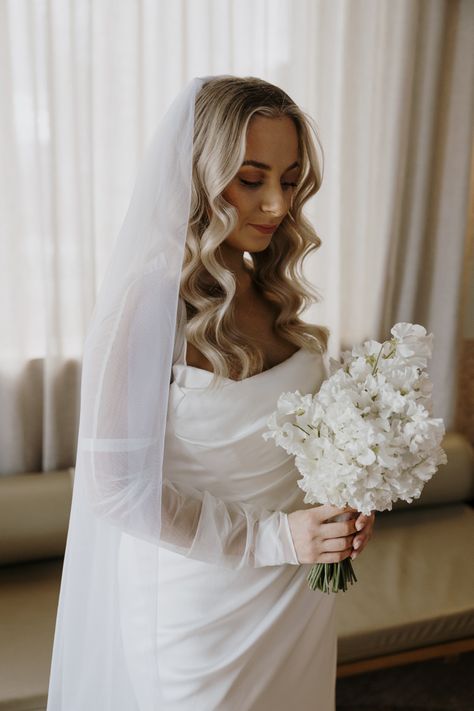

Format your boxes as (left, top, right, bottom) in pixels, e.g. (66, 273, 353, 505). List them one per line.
(222, 186, 253, 219)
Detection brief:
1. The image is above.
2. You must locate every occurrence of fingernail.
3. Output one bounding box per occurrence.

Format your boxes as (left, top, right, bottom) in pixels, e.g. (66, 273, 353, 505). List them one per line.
(356, 521, 363, 531)
(353, 539, 361, 549)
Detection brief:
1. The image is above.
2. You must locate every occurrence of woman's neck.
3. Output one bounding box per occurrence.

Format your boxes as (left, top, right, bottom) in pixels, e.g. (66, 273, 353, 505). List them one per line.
(218, 244, 254, 297)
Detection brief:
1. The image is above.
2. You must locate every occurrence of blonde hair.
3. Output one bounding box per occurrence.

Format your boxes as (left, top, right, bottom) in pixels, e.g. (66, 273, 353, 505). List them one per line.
(180, 75, 329, 385)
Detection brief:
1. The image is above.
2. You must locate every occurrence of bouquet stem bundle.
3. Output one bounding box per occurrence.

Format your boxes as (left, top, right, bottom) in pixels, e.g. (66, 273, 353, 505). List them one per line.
(307, 559, 357, 593)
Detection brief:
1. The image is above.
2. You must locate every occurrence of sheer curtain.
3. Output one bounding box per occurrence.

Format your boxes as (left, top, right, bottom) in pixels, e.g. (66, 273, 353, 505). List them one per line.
(1, 0, 472, 474)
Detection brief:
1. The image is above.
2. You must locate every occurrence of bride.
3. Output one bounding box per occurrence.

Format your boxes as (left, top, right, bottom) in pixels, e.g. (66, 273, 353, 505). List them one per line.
(46, 75, 375, 711)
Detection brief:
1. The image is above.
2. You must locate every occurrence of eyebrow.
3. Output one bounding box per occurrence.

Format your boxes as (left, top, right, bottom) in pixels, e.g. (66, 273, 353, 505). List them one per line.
(241, 160, 300, 172)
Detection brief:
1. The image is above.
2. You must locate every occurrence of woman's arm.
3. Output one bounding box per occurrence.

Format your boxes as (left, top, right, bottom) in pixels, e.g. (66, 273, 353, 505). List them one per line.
(78, 277, 299, 568)
(160, 477, 299, 567)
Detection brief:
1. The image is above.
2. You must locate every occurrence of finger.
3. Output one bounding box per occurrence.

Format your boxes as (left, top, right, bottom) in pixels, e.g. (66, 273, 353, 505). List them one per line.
(317, 506, 359, 524)
(313, 503, 356, 520)
(322, 535, 355, 553)
(351, 541, 368, 558)
(318, 545, 354, 564)
(352, 527, 374, 556)
(319, 520, 358, 539)
(355, 512, 373, 531)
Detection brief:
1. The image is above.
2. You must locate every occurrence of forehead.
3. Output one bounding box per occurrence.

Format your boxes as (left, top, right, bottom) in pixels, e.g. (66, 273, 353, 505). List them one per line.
(244, 115, 299, 165)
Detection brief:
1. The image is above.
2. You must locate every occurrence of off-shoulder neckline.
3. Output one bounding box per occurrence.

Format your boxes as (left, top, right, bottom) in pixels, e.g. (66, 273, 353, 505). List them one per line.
(173, 346, 314, 386)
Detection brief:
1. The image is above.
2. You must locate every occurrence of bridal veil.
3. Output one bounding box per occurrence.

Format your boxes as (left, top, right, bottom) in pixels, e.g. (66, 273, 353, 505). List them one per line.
(46, 75, 208, 710)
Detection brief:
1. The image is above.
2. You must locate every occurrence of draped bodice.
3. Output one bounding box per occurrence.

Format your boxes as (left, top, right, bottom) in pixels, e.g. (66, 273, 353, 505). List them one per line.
(163, 340, 328, 512)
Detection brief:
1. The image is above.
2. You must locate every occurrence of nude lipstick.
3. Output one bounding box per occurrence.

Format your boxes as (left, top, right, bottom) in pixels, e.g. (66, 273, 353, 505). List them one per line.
(249, 223, 278, 235)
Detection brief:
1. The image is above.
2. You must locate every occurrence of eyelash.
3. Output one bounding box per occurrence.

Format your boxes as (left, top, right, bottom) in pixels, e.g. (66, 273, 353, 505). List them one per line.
(239, 179, 298, 190)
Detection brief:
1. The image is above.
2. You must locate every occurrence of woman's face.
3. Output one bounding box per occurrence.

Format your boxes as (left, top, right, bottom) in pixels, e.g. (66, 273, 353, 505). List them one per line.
(221, 115, 300, 255)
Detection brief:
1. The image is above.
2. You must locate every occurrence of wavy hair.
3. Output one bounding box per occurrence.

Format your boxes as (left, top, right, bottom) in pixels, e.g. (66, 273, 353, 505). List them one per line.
(180, 75, 329, 385)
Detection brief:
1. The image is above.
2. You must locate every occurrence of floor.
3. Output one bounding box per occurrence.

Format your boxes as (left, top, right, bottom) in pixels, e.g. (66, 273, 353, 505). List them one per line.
(336, 651, 474, 711)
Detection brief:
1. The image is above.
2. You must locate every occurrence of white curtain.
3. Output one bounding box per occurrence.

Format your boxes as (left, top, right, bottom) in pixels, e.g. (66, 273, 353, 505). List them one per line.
(1, 0, 472, 474)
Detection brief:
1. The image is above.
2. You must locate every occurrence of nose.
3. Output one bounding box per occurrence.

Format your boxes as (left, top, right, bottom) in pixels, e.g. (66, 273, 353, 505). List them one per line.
(260, 184, 289, 218)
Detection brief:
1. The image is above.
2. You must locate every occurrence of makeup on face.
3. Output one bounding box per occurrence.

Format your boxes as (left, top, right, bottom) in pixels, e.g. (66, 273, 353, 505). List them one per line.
(221, 115, 300, 255)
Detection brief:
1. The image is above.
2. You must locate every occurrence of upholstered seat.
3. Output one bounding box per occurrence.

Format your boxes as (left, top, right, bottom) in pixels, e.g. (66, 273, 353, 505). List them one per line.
(336, 502, 474, 663)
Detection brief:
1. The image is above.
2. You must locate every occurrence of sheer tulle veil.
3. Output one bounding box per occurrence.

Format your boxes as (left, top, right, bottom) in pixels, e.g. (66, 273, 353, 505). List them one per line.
(46, 74, 221, 710)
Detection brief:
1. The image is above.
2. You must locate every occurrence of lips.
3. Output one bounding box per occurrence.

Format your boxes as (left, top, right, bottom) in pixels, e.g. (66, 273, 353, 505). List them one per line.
(249, 223, 278, 234)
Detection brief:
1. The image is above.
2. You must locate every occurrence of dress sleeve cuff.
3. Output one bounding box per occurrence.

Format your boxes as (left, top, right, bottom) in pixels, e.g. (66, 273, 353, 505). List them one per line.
(253, 510, 300, 566)
(281, 512, 300, 565)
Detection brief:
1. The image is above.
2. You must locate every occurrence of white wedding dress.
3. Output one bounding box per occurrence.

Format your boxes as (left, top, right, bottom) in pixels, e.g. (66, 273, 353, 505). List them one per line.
(117, 304, 337, 711)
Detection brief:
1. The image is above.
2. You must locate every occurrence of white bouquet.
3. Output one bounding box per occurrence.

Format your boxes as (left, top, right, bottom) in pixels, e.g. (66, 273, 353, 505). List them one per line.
(263, 323, 447, 593)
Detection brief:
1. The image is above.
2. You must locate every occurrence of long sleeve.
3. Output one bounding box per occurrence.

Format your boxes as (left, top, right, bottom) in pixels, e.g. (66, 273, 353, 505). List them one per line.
(159, 477, 299, 568)
(78, 275, 300, 569)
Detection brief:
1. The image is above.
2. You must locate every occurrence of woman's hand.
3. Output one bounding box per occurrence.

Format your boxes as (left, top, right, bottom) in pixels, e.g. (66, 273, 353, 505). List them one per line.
(287, 504, 376, 565)
(287, 504, 359, 564)
(350, 510, 376, 560)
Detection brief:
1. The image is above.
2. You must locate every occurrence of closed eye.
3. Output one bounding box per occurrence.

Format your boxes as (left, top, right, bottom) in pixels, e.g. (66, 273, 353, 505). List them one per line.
(239, 179, 298, 189)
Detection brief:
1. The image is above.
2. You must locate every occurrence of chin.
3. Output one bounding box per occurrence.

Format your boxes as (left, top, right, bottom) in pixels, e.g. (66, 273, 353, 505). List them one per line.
(247, 241, 272, 253)
(244, 235, 273, 253)
(223, 231, 273, 254)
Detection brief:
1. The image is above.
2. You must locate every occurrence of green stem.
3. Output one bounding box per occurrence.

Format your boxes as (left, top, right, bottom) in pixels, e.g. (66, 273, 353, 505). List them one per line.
(371, 343, 385, 375)
(306, 559, 357, 594)
(371, 338, 397, 375)
(292, 423, 311, 436)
